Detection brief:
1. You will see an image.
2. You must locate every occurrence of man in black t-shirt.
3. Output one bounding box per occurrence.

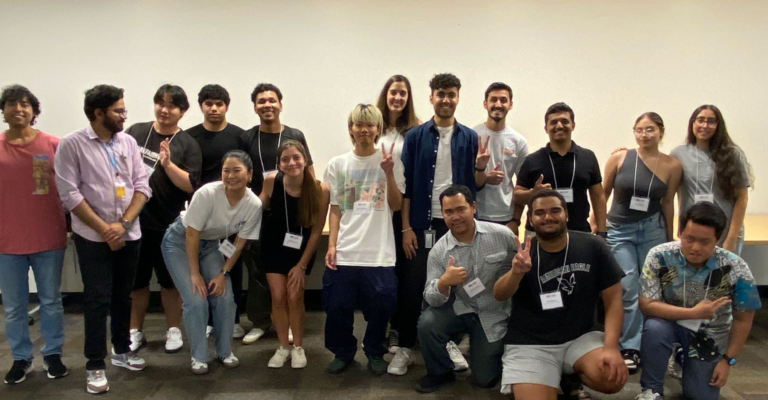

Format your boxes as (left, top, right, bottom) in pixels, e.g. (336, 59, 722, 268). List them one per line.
(493, 189, 626, 399)
(126, 85, 202, 355)
(240, 83, 314, 345)
(513, 103, 607, 236)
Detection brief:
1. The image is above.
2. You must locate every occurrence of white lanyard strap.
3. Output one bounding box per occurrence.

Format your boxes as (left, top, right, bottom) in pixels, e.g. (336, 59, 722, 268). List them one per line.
(282, 179, 303, 237)
(548, 153, 576, 190)
(633, 150, 659, 198)
(142, 125, 178, 169)
(536, 233, 570, 293)
(257, 125, 284, 173)
(694, 147, 715, 194)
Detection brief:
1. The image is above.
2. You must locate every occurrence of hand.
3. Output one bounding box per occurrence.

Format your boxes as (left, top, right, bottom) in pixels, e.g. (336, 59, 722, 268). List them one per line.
(476, 136, 491, 170)
(710, 359, 730, 387)
(107, 238, 125, 251)
(611, 147, 627, 155)
(380, 143, 396, 176)
(691, 297, 732, 319)
(486, 162, 504, 185)
(191, 273, 208, 299)
(532, 174, 552, 194)
(325, 247, 337, 270)
(440, 256, 467, 286)
(511, 235, 532, 275)
(600, 348, 628, 387)
(506, 221, 520, 238)
(159, 139, 171, 168)
(722, 236, 738, 253)
(287, 265, 306, 294)
(208, 273, 227, 297)
(403, 229, 418, 259)
(101, 223, 126, 243)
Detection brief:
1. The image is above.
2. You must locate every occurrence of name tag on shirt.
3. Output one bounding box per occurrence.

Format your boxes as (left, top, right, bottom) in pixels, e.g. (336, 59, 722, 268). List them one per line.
(263, 170, 277, 179)
(219, 240, 236, 258)
(694, 194, 714, 203)
(677, 318, 704, 332)
(283, 233, 303, 249)
(115, 181, 126, 200)
(464, 278, 486, 298)
(557, 188, 574, 203)
(425, 230, 436, 249)
(540, 291, 564, 310)
(353, 201, 372, 215)
(629, 196, 650, 212)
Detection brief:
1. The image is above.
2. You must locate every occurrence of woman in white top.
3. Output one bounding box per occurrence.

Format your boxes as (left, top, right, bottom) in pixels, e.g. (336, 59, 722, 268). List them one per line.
(161, 150, 262, 374)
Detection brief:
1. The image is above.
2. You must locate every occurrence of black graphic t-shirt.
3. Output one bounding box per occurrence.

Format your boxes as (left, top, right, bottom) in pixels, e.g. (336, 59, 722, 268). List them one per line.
(503, 231, 624, 345)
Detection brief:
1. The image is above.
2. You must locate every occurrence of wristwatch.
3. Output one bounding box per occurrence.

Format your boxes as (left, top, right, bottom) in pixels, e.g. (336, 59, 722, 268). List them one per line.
(221, 269, 230, 278)
(475, 167, 486, 172)
(121, 218, 133, 230)
(596, 231, 608, 239)
(722, 354, 736, 366)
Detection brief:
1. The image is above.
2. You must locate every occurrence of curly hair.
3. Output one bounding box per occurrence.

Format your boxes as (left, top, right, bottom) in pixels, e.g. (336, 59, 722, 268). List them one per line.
(84, 85, 124, 121)
(0, 84, 41, 125)
(429, 73, 461, 92)
(376, 75, 419, 134)
(251, 83, 283, 103)
(686, 105, 753, 202)
(198, 84, 230, 106)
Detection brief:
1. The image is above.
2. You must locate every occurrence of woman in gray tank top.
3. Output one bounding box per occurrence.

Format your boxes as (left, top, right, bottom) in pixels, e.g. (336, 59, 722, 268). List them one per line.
(601, 112, 682, 372)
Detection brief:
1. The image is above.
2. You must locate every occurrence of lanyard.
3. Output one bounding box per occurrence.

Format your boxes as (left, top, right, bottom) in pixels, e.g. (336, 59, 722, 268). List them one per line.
(548, 153, 576, 190)
(283, 180, 303, 237)
(257, 125, 284, 173)
(633, 150, 659, 198)
(101, 141, 119, 176)
(694, 147, 715, 195)
(142, 125, 178, 169)
(536, 233, 570, 293)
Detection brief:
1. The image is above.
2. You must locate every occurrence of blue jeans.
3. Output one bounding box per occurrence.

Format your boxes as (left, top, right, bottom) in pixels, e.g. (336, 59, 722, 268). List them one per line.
(161, 220, 235, 362)
(640, 318, 720, 399)
(322, 266, 397, 362)
(0, 249, 66, 361)
(607, 213, 666, 351)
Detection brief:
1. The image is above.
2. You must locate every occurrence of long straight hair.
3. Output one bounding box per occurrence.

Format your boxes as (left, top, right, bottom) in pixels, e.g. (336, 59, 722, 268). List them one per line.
(376, 75, 419, 135)
(277, 140, 320, 228)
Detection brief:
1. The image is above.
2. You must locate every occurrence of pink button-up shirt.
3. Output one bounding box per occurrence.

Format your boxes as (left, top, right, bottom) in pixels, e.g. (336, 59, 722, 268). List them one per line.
(55, 125, 151, 242)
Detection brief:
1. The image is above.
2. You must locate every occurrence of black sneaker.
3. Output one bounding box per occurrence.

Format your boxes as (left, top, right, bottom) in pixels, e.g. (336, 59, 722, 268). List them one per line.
(43, 355, 69, 379)
(4, 360, 33, 384)
(621, 349, 641, 375)
(416, 372, 456, 393)
(388, 330, 400, 354)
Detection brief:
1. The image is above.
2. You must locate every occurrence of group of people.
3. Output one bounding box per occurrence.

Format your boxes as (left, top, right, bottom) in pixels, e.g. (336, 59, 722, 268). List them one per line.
(0, 73, 761, 400)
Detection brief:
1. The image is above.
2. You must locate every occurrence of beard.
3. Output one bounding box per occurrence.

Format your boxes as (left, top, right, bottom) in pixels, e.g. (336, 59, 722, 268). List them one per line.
(489, 108, 507, 122)
(103, 117, 123, 134)
(533, 220, 568, 241)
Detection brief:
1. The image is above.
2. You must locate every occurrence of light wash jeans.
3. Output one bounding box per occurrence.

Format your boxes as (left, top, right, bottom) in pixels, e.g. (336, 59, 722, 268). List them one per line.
(161, 219, 235, 362)
(606, 213, 666, 351)
(0, 249, 66, 360)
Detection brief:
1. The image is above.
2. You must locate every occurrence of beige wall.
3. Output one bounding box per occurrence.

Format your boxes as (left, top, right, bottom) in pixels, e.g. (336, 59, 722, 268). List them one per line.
(2, 0, 765, 214)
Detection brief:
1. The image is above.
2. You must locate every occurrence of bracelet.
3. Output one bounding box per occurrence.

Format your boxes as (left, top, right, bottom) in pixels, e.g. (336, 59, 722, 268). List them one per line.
(402, 227, 413, 233)
(596, 231, 608, 238)
(475, 167, 486, 172)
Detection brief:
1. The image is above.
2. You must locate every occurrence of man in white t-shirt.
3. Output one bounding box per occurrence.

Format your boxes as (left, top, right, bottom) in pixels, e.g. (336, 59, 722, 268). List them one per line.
(473, 82, 529, 237)
(323, 104, 404, 375)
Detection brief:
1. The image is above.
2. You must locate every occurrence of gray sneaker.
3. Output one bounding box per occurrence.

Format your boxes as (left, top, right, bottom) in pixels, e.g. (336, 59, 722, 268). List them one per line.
(110, 349, 146, 371)
(86, 370, 109, 394)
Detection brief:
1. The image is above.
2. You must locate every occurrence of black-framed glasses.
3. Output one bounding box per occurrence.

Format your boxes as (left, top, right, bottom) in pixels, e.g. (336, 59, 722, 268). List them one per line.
(695, 117, 717, 126)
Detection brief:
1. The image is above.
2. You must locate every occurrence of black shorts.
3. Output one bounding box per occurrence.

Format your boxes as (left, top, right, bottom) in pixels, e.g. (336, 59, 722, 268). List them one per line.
(133, 227, 175, 290)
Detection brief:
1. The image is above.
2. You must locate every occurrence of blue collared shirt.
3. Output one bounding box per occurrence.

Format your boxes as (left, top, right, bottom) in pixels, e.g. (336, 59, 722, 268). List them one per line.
(402, 118, 478, 229)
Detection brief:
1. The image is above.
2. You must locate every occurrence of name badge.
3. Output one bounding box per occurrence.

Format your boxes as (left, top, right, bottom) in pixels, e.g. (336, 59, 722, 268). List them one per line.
(557, 188, 574, 203)
(677, 318, 704, 332)
(115, 181, 126, 200)
(629, 196, 650, 212)
(540, 291, 564, 310)
(424, 230, 436, 249)
(218, 240, 236, 258)
(283, 233, 303, 249)
(144, 163, 155, 176)
(263, 170, 278, 179)
(694, 194, 714, 203)
(353, 201, 372, 215)
(463, 277, 486, 298)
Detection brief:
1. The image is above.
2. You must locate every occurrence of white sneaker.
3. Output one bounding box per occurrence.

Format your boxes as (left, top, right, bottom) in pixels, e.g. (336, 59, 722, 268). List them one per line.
(635, 389, 662, 400)
(86, 369, 109, 394)
(218, 353, 240, 369)
(191, 358, 208, 375)
(110, 349, 146, 371)
(291, 346, 307, 369)
(165, 327, 183, 354)
(206, 325, 214, 338)
(233, 324, 245, 339)
(447, 341, 468, 371)
(387, 347, 413, 376)
(288, 328, 294, 344)
(242, 328, 265, 345)
(267, 347, 291, 368)
(129, 329, 146, 352)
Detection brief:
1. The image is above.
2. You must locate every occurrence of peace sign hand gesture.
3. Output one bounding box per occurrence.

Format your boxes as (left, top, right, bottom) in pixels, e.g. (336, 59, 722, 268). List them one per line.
(380, 143, 396, 176)
(476, 135, 491, 170)
(512, 235, 533, 275)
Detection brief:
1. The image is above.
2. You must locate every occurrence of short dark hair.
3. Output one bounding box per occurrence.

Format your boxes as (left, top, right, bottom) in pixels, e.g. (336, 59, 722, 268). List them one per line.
(0, 84, 41, 126)
(680, 202, 728, 241)
(153, 84, 190, 112)
(84, 85, 124, 122)
(251, 83, 283, 103)
(197, 84, 230, 106)
(545, 102, 575, 124)
(222, 150, 254, 173)
(484, 82, 513, 101)
(429, 73, 461, 92)
(528, 189, 568, 216)
(439, 185, 474, 207)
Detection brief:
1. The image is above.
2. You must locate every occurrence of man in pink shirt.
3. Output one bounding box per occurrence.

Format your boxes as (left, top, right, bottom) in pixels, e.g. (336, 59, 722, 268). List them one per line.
(55, 85, 152, 395)
(0, 85, 68, 385)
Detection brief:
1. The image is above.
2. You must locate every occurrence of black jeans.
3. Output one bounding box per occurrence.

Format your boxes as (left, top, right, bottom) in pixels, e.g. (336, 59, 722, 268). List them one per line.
(74, 234, 140, 370)
(242, 241, 272, 330)
(398, 218, 449, 349)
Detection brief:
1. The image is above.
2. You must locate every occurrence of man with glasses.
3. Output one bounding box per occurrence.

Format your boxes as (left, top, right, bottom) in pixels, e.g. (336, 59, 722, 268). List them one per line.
(55, 85, 151, 394)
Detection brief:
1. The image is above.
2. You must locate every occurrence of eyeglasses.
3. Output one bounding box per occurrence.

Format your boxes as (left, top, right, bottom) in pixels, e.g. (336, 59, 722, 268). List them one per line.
(694, 117, 717, 126)
(111, 108, 128, 118)
(633, 127, 657, 135)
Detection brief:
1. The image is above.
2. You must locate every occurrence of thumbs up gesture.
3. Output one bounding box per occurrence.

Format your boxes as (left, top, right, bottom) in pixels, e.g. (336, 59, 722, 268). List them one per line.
(380, 142, 396, 176)
(441, 255, 467, 286)
(487, 162, 504, 185)
(532, 174, 552, 194)
(476, 135, 491, 170)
